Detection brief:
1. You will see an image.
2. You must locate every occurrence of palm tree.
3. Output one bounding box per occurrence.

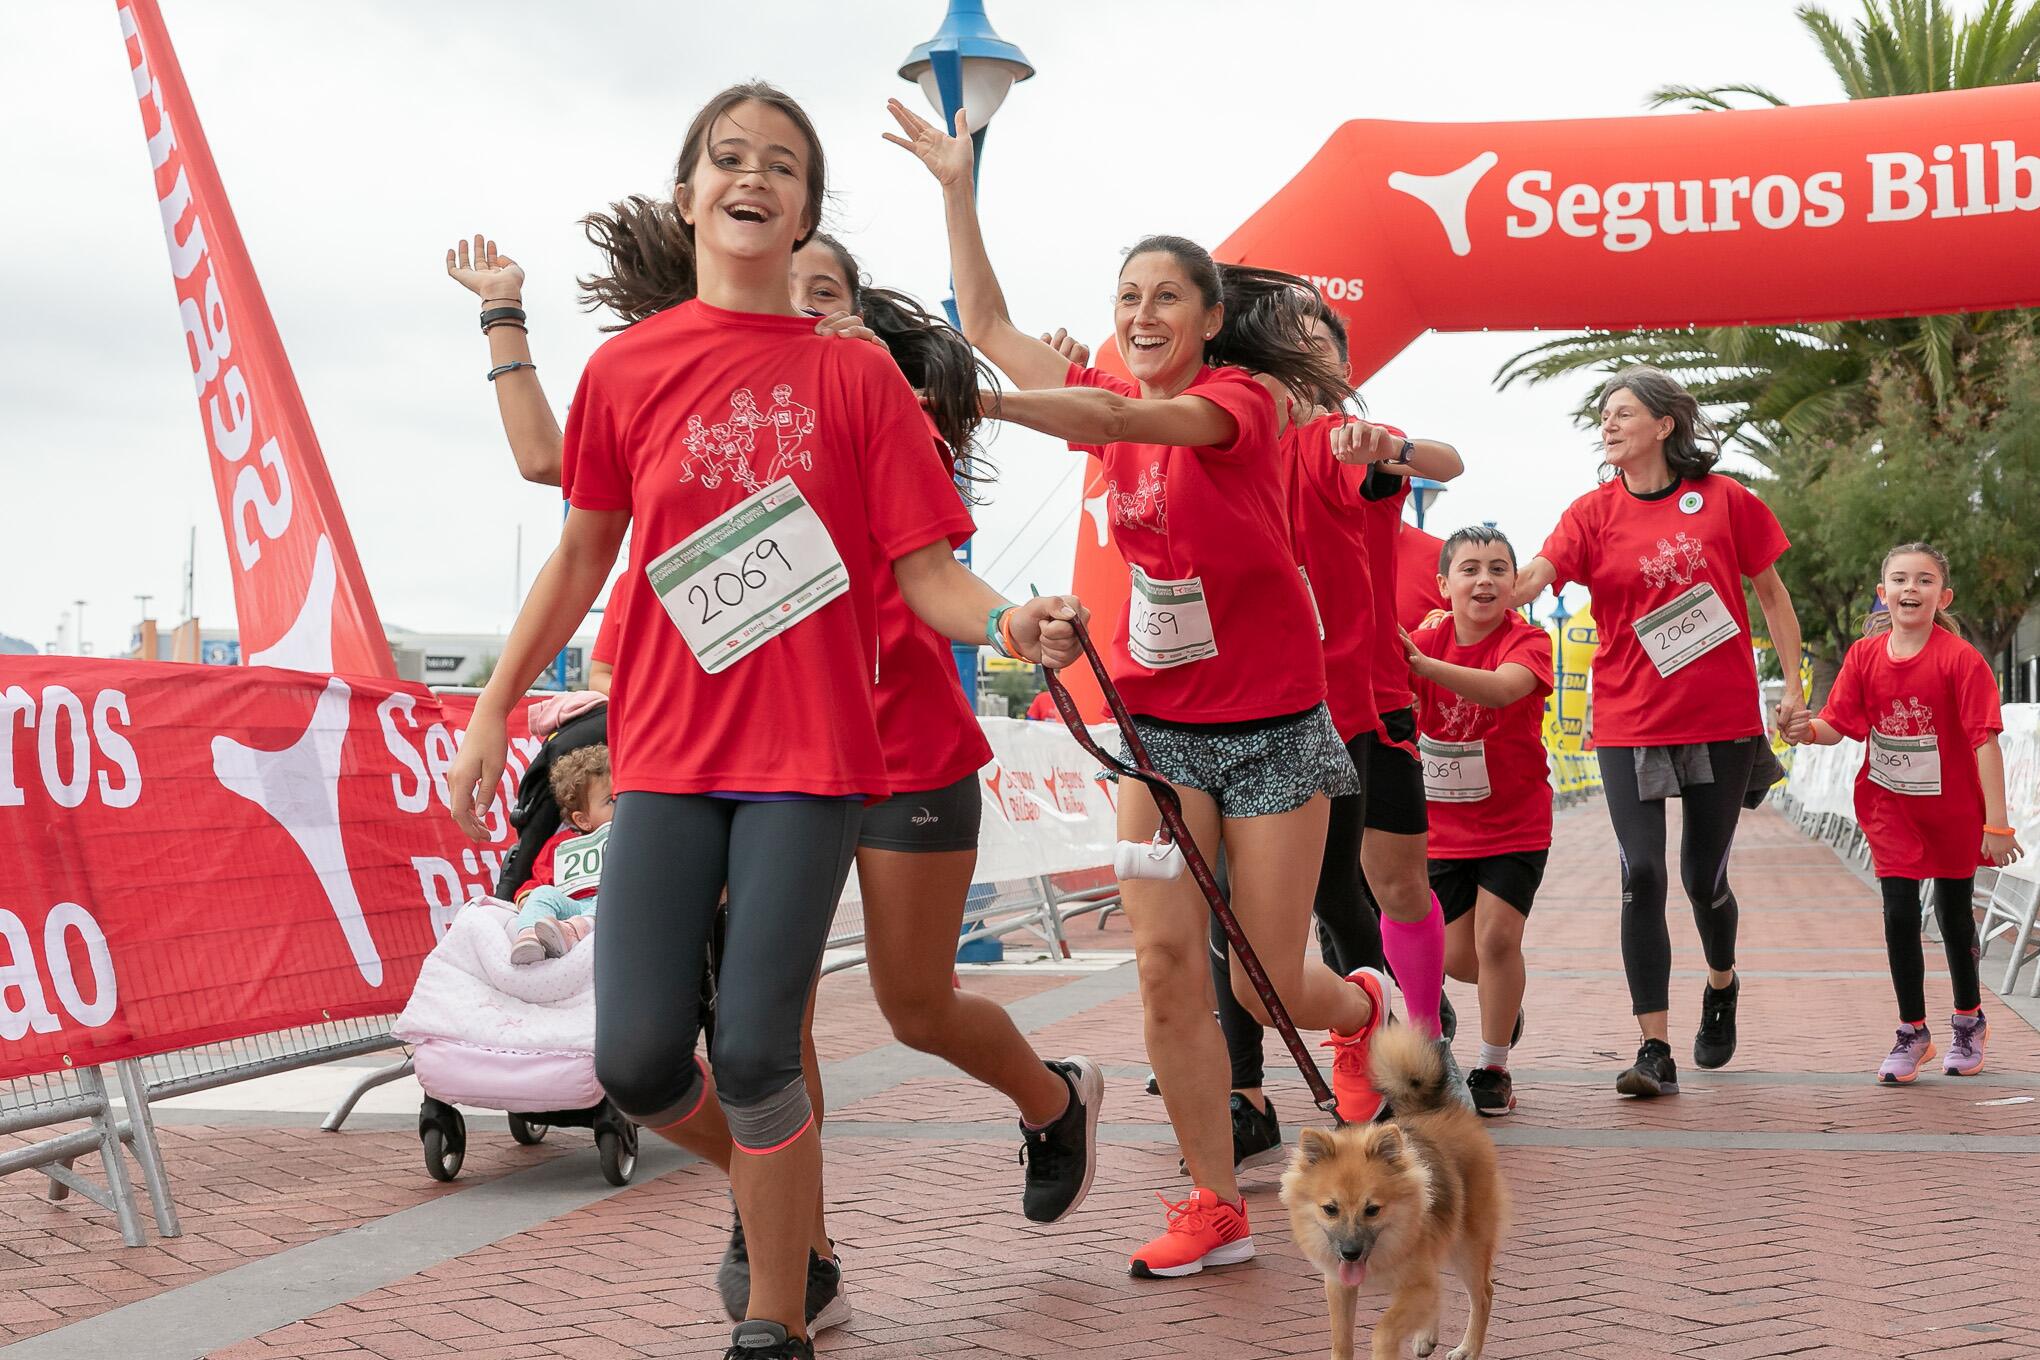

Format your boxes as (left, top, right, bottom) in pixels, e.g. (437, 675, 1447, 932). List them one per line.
(1497, 0, 2040, 700)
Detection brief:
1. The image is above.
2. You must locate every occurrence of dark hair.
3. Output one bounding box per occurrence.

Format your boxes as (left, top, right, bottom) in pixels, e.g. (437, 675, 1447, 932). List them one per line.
(580, 82, 826, 330)
(550, 744, 611, 819)
(1307, 294, 1350, 365)
(1438, 524, 1518, 575)
(1865, 540, 1960, 636)
(805, 233, 998, 500)
(1597, 365, 1720, 479)
(1120, 235, 1352, 407)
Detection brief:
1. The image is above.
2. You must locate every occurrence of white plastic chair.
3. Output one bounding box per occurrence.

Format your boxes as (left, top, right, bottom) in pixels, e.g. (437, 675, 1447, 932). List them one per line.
(1978, 873, 2040, 996)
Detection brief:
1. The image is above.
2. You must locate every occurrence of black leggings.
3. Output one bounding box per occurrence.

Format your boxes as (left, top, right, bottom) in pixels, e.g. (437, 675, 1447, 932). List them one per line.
(1879, 877, 1981, 1020)
(1597, 740, 1757, 1016)
(593, 793, 861, 1145)
(1210, 765, 1384, 1090)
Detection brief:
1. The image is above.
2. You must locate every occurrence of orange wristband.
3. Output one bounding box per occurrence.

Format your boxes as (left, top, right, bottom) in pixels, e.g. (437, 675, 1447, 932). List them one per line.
(1985, 825, 2016, 836)
(999, 607, 1025, 662)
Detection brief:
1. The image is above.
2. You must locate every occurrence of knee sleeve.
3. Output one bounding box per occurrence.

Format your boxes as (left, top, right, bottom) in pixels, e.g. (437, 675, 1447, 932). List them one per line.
(600, 1050, 708, 1128)
(718, 1074, 813, 1153)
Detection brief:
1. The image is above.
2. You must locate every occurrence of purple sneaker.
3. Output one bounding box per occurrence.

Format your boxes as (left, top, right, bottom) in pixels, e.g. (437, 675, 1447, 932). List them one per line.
(1876, 1024, 1935, 1084)
(1944, 1012, 1988, 1076)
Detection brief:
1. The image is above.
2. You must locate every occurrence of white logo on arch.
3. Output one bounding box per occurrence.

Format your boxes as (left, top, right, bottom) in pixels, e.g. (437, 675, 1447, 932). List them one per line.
(1387, 152, 1501, 257)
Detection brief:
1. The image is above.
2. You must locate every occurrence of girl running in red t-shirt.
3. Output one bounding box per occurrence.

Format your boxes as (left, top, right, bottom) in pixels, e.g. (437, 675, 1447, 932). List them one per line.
(447, 84, 1084, 1360)
(1407, 528, 1555, 1117)
(1510, 366, 1806, 1100)
(891, 102, 1392, 1280)
(446, 224, 1103, 1328)
(1784, 542, 2022, 1083)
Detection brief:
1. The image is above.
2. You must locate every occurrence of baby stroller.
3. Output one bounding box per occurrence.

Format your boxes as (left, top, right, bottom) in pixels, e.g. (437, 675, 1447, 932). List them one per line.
(391, 701, 639, 1186)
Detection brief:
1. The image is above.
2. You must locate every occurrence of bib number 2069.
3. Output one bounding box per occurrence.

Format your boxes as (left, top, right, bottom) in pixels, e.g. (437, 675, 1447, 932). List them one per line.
(649, 477, 849, 675)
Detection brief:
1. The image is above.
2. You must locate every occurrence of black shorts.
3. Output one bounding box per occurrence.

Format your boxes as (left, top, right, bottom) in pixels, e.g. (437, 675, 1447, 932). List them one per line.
(1429, 851, 1549, 923)
(1356, 707, 1428, 835)
(858, 772, 982, 853)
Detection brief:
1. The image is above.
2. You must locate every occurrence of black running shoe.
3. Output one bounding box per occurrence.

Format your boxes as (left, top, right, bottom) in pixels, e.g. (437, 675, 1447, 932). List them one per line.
(1438, 990, 1459, 1044)
(1144, 1070, 1160, 1096)
(1693, 976, 1740, 1070)
(725, 1319, 813, 1359)
(1020, 1056, 1102, 1223)
(1466, 1065, 1516, 1117)
(805, 1252, 849, 1335)
(1511, 1006, 1526, 1048)
(716, 1203, 748, 1321)
(719, 1209, 847, 1334)
(1616, 1038, 1681, 1098)
(1177, 1091, 1285, 1177)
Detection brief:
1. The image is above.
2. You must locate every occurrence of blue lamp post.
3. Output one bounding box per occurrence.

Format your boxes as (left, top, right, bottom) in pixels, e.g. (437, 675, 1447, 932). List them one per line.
(1408, 476, 1446, 530)
(900, 1, 1034, 703)
(1549, 593, 1572, 737)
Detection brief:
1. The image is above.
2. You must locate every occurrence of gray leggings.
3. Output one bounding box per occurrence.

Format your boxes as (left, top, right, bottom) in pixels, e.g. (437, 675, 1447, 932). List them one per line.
(1597, 740, 1756, 1015)
(593, 792, 861, 1148)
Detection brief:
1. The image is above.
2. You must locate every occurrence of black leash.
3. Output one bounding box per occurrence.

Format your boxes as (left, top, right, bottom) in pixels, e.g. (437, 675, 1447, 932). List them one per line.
(1035, 602, 1343, 1123)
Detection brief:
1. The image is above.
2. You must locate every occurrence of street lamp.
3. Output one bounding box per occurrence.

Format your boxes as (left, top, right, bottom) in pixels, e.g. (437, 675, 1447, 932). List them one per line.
(1408, 477, 1446, 530)
(899, 1, 1034, 703)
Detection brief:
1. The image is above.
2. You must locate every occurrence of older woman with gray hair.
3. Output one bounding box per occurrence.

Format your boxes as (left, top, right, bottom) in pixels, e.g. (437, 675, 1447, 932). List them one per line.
(1509, 366, 1804, 1099)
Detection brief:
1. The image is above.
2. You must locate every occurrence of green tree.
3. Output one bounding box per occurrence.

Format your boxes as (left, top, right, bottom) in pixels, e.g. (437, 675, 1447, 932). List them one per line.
(1497, 0, 2040, 701)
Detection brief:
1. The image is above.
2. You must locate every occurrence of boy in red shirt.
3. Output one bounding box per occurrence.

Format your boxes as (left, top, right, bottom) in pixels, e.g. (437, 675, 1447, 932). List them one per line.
(1408, 528, 1554, 1116)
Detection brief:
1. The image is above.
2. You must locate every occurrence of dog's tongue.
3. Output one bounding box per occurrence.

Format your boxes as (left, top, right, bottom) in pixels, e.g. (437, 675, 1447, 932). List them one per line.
(1337, 1260, 1367, 1287)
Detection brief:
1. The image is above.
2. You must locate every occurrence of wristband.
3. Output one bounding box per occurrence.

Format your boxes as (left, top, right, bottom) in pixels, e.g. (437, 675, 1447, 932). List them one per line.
(986, 605, 1015, 658)
(1985, 825, 2016, 836)
(479, 306, 527, 332)
(487, 361, 536, 382)
(999, 606, 1025, 662)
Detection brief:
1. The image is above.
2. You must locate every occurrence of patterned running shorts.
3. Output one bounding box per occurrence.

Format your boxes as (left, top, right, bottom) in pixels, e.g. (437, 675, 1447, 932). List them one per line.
(1110, 702, 1361, 818)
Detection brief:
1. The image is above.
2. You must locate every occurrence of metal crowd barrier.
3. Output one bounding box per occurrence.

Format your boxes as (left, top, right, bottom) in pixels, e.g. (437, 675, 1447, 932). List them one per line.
(2, 1014, 403, 1245)
(824, 868, 1120, 974)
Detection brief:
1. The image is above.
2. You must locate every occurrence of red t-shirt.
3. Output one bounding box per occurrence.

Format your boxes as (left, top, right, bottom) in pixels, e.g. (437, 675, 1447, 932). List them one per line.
(1361, 473, 1416, 716)
(516, 825, 596, 901)
(1066, 364, 1325, 723)
(1538, 473, 1787, 746)
(1284, 414, 1386, 741)
(1025, 689, 1059, 721)
(1819, 628, 2003, 879)
(564, 300, 971, 796)
(591, 580, 623, 667)
(871, 422, 992, 793)
(1411, 612, 1556, 857)
(1397, 524, 1449, 632)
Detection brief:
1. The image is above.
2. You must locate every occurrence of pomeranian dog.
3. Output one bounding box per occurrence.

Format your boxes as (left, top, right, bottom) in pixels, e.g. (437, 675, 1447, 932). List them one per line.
(1280, 1024, 1508, 1360)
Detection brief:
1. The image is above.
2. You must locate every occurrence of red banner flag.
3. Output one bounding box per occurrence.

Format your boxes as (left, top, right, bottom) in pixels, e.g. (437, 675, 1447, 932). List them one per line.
(1, 659, 536, 1080)
(1061, 86, 2040, 718)
(117, 0, 394, 678)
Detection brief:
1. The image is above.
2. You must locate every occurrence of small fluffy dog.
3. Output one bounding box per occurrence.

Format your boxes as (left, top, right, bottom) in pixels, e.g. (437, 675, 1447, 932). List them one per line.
(1280, 1025, 1508, 1360)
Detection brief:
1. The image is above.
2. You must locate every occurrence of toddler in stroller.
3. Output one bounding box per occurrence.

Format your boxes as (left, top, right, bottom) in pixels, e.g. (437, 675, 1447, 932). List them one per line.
(392, 698, 638, 1184)
(509, 744, 611, 964)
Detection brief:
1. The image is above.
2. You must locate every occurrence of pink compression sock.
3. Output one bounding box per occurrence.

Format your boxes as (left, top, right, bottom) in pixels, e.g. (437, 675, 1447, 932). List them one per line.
(1382, 894, 1446, 1038)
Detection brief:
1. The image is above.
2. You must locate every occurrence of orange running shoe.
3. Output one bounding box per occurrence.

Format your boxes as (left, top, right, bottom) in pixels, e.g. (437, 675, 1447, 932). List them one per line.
(1128, 1188, 1254, 1278)
(1324, 966, 1399, 1122)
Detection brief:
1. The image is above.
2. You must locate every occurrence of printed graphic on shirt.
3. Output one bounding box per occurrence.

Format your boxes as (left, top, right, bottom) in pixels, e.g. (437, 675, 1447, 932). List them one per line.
(1639, 531, 1708, 589)
(1875, 696, 1937, 737)
(1108, 461, 1168, 533)
(1429, 692, 1486, 742)
(677, 385, 820, 494)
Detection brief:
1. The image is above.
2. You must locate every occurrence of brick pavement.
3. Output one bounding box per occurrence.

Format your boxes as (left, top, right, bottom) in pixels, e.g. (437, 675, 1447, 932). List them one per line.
(5, 803, 2038, 1358)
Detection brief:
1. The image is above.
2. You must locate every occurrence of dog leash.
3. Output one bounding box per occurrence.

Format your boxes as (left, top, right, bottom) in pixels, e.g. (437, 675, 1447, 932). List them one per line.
(1034, 599, 1344, 1124)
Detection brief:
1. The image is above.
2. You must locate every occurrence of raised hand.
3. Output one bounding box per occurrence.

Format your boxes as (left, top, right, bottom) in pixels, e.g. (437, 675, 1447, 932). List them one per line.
(883, 99, 974, 189)
(447, 234, 525, 304)
(1038, 328, 1091, 367)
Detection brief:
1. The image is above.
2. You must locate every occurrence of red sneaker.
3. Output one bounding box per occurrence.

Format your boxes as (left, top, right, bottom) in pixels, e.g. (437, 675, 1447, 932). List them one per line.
(1128, 1188, 1254, 1278)
(1324, 967, 1398, 1122)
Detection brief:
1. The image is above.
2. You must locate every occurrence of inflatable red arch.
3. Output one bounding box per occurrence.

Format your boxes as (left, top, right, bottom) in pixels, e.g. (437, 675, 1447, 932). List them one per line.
(1059, 83, 2040, 718)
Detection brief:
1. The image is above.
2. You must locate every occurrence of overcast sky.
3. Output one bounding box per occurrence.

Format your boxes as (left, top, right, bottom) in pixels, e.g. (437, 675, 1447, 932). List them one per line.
(2, 1, 1849, 656)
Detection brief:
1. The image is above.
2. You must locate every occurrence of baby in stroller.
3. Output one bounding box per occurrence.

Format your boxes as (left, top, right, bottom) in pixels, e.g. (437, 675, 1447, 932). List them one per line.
(509, 744, 610, 965)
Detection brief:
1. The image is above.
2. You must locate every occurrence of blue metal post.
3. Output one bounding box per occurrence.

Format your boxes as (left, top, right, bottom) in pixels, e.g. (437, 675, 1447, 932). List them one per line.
(930, 44, 988, 704)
